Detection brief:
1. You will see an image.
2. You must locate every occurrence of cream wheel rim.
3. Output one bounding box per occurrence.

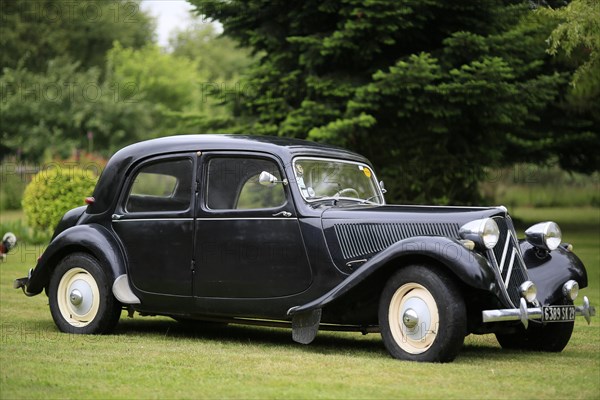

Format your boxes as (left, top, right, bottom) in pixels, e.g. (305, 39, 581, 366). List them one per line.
(57, 267, 100, 327)
(388, 282, 439, 354)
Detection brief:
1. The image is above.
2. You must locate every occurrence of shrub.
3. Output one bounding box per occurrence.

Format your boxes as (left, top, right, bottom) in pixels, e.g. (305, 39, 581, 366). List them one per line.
(22, 167, 98, 232)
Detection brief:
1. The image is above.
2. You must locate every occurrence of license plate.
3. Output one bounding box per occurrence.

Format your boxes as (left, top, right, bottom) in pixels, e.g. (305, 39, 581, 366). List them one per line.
(542, 305, 575, 322)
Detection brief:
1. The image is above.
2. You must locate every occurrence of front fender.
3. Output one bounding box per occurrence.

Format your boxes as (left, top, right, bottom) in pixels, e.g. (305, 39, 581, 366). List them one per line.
(25, 224, 126, 295)
(521, 241, 588, 305)
(288, 236, 498, 315)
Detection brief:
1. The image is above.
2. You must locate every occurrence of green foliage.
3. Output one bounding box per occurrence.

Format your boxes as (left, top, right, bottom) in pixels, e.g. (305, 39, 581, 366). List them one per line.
(0, 0, 154, 73)
(0, 7, 254, 160)
(22, 166, 97, 232)
(0, 164, 28, 210)
(546, 0, 600, 106)
(0, 58, 156, 160)
(190, 0, 599, 204)
(481, 164, 600, 208)
(107, 43, 200, 112)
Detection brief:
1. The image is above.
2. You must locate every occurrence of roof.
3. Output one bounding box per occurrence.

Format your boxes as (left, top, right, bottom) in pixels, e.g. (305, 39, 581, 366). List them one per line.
(88, 134, 370, 214)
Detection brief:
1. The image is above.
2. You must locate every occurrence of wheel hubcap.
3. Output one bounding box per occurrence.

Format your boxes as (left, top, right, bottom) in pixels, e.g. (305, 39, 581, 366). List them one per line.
(69, 289, 83, 306)
(402, 308, 419, 330)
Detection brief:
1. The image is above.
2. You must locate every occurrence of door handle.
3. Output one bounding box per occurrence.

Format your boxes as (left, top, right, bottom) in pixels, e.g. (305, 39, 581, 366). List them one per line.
(272, 211, 292, 217)
(112, 214, 123, 221)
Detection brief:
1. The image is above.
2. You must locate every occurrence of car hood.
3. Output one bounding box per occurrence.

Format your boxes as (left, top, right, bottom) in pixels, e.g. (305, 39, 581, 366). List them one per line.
(320, 204, 506, 273)
(321, 204, 505, 224)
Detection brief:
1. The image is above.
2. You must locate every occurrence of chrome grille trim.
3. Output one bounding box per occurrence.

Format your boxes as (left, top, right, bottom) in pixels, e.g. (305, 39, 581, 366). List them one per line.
(491, 216, 530, 307)
(334, 222, 460, 260)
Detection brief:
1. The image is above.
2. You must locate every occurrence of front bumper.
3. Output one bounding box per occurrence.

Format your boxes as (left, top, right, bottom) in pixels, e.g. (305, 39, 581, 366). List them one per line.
(482, 296, 595, 329)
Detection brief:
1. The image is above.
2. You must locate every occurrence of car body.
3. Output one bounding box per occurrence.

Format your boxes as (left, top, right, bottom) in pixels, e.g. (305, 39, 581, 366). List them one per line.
(15, 134, 595, 362)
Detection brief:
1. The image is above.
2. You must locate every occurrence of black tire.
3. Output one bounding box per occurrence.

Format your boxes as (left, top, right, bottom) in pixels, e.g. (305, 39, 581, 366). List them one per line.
(379, 265, 467, 362)
(48, 253, 121, 334)
(495, 300, 574, 352)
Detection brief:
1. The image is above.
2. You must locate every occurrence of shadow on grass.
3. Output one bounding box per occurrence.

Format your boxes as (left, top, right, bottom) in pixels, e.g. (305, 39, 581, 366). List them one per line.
(112, 317, 522, 361)
(114, 317, 387, 356)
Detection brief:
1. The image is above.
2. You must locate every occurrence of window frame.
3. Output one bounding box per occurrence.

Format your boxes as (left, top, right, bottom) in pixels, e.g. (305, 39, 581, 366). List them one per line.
(200, 152, 292, 215)
(117, 154, 196, 217)
(292, 156, 385, 205)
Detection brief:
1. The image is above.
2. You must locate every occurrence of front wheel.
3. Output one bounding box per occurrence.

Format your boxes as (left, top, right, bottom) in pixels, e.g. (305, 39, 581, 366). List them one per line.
(496, 300, 574, 352)
(48, 253, 121, 334)
(379, 265, 467, 362)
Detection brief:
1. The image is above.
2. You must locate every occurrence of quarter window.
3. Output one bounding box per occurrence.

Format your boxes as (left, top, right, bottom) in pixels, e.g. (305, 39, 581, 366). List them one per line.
(125, 159, 192, 212)
(206, 157, 285, 210)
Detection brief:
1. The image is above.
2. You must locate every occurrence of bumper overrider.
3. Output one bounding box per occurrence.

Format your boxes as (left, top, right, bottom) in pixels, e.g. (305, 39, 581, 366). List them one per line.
(483, 296, 596, 329)
(13, 268, 36, 296)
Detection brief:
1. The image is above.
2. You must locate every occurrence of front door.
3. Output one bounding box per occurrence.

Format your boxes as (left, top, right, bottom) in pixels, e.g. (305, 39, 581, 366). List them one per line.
(194, 153, 312, 298)
(112, 154, 196, 308)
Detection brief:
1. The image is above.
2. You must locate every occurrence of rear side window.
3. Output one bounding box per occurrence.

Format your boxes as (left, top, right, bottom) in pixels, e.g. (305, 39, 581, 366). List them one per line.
(126, 158, 192, 212)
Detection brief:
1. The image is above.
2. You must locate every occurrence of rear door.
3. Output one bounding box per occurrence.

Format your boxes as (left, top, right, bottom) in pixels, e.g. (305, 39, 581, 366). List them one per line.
(112, 154, 196, 308)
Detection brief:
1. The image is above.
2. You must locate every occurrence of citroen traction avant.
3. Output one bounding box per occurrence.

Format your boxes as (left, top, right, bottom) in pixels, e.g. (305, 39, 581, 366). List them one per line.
(15, 135, 595, 362)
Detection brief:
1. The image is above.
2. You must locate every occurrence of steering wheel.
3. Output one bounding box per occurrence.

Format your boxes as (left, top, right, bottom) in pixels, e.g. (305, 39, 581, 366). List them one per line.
(335, 187, 360, 198)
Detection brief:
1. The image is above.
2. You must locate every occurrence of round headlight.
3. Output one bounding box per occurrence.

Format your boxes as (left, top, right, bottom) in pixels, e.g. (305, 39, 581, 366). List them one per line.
(459, 218, 500, 249)
(525, 221, 562, 251)
(482, 218, 500, 249)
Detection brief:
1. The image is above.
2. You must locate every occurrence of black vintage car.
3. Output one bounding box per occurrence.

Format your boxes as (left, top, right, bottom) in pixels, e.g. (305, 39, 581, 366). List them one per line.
(15, 135, 595, 362)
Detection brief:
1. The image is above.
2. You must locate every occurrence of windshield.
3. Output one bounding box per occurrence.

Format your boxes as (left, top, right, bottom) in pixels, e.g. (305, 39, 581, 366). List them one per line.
(293, 157, 384, 205)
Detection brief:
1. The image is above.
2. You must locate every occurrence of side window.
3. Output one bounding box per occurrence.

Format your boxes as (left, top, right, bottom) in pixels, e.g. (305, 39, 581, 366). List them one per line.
(207, 157, 285, 210)
(125, 158, 192, 213)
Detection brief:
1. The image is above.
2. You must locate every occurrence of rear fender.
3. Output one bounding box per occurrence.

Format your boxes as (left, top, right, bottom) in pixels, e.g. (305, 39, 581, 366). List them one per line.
(25, 224, 126, 295)
(288, 236, 498, 316)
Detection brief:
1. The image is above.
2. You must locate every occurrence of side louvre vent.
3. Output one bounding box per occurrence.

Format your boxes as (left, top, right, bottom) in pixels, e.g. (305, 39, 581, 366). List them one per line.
(334, 222, 460, 260)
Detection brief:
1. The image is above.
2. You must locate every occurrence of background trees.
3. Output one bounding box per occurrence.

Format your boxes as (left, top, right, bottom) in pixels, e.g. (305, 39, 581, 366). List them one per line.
(0, 0, 252, 160)
(188, 0, 598, 204)
(1, 0, 597, 205)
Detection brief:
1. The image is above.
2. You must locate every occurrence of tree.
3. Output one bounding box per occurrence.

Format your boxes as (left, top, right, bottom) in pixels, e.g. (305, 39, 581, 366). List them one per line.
(0, 58, 155, 160)
(546, 0, 600, 107)
(189, 0, 598, 204)
(0, 0, 155, 74)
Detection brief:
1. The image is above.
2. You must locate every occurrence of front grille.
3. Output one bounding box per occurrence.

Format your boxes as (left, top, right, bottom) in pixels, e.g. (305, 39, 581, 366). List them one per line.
(490, 216, 529, 307)
(334, 222, 460, 260)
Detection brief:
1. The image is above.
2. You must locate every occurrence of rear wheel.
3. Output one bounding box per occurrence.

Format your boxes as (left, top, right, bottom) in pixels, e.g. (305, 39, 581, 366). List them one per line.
(48, 253, 121, 334)
(379, 265, 467, 362)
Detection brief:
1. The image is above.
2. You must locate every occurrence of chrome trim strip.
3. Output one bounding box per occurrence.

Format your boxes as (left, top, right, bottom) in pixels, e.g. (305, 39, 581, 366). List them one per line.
(114, 217, 298, 222)
(504, 249, 516, 288)
(197, 217, 298, 221)
(113, 218, 194, 222)
(498, 235, 511, 273)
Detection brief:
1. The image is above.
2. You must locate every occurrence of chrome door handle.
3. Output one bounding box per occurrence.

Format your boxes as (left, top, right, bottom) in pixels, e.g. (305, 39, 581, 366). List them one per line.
(112, 214, 123, 220)
(272, 211, 292, 217)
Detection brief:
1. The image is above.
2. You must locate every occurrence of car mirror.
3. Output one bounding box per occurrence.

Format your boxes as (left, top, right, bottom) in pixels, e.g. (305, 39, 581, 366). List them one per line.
(259, 171, 288, 187)
(379, 180, 388, 194)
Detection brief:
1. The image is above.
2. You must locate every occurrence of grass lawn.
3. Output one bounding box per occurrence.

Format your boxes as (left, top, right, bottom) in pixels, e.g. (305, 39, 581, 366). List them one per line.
(0, 207, 598, 399)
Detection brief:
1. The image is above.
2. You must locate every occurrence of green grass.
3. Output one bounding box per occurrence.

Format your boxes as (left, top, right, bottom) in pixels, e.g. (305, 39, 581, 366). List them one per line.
(1, 208, 598, 399)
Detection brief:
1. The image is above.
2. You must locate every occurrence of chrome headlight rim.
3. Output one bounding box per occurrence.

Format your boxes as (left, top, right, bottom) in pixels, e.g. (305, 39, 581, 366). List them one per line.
(519, 281, 537, 303)
(562, 280, 579, 301)
(459, 218, 500, 250)
(525, 221, 562, 251)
